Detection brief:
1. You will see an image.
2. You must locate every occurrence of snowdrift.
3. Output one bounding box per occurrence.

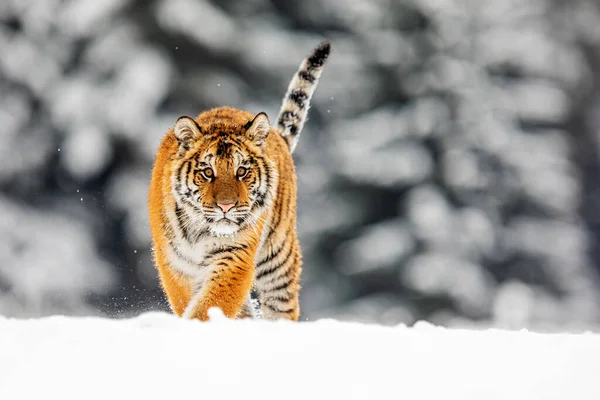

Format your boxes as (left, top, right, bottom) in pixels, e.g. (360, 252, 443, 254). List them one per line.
(1, 311, 599, 400)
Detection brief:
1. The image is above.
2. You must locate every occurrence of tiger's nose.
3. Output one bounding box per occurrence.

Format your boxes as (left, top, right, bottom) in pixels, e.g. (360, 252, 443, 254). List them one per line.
(217, 202, 236, 213)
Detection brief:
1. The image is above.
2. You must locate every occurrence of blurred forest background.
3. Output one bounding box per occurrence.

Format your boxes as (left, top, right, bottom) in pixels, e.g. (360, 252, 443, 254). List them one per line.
(3, 0, 600, 332)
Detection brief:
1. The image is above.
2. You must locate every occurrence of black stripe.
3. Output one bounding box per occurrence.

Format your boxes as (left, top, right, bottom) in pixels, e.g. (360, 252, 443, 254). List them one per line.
(258, 154, 271, 186)
(289, 124, 298, 137)
(216, 138, 233, 157)
(180, 197, 203, 213)
(174, 205, 191, 242)
(253, 156, 267, 197)
(243, 148, 269, 191)
(307, 40, 331, 68)
(262, 180, 287, 243)
(256, 225, 293, 268)
(256, 238, 288, 269)
(207, 245, 246, 258)
(253, 195, 266, 210)
(191, 227, 210, 242)
(273, 183, 288, 231)
(263, 302, 295, 314)
(190, 158, 201, 187)
(167, 240, 197, 266)
(298, 70, 316, 83)
(256, 241, 294, 281)
(278, 111, 297, 127)
(174, 161, 189, 194)
(182, 160, 192, 191)
(250, 175, 259, 195)
(289, 89, 308, 108)
(250, 155, 271, 213)
(265, 294, 292, 302)
(263, 156, 274, 198)
(268, 277, 293, 292)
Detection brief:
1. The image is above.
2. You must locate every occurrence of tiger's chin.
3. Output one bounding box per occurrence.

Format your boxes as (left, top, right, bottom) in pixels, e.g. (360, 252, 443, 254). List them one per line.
(209, 219, 241, 237)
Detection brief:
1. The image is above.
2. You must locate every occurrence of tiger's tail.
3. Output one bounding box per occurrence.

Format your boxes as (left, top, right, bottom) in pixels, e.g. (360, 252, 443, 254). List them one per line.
(276, 40, 331, 153)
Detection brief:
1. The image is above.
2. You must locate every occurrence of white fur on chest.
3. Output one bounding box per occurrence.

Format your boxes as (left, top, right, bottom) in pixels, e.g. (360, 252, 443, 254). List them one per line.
(167, 236, 229, 281)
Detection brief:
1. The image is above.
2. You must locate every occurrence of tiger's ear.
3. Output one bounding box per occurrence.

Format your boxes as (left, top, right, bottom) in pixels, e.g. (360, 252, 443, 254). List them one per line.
(245, 112, 270, 149)
(174, 116, 202, 155)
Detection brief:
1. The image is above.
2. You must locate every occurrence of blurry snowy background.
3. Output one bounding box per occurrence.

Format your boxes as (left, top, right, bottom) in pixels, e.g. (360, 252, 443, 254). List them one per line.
(3, 0, 600, 331)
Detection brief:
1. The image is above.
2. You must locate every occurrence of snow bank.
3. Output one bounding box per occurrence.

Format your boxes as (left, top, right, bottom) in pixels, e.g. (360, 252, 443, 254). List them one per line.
(1, 311, 599, 400)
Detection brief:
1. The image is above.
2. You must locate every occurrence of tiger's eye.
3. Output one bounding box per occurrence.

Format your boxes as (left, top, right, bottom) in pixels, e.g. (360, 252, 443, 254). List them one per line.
(202, 168, 214, 179)
(236, 167, 247, 178)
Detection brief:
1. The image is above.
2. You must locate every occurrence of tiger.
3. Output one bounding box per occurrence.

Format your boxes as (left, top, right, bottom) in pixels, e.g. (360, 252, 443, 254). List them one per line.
(148, 41, 331, 321)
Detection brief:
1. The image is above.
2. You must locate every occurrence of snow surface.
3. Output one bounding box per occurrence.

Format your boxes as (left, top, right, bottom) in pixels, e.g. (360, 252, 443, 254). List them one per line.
(1, 311, 599, 400)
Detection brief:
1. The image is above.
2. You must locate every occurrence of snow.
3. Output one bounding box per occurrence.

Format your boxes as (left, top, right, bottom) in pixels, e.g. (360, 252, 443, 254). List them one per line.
(1, 311, 600, 399)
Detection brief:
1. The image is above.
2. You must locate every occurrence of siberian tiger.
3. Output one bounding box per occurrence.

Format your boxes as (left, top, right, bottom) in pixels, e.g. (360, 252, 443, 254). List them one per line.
(148, 41, 331, 321)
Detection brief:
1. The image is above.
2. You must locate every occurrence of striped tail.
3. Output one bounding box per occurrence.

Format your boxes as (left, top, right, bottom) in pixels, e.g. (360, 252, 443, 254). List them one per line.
(276, 40, 331, 153)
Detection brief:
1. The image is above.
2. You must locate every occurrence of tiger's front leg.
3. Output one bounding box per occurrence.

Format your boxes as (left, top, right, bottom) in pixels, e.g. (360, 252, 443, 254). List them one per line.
(183, 253, 256, 321)
(255, 236, 302, 321)
(257, 282, 300, 321)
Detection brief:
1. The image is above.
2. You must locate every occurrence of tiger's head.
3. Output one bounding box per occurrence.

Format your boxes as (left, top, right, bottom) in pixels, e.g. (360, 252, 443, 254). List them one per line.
(170, 109, 278, 237)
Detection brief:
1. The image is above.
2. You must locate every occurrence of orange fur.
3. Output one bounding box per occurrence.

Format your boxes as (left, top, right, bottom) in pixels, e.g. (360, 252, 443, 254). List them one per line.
(148, 107, 300, 321)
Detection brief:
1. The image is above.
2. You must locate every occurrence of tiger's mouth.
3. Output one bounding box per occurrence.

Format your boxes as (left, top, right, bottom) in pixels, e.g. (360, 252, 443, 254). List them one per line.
(202, 207, 254, 237)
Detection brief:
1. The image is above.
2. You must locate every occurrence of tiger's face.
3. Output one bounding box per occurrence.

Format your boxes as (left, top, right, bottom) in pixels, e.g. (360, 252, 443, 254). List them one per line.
(170, 112, 277, 237)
